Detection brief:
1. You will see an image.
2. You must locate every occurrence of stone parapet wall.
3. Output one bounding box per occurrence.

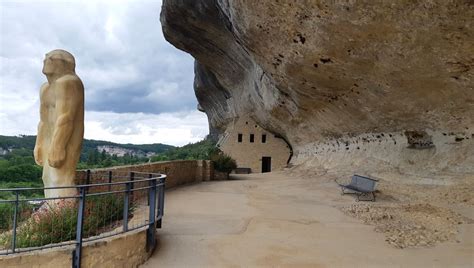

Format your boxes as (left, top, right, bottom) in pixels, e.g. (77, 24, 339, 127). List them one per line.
(74, 160, 214, 202)
(75, 160, 214, 188)
(0, 160, 216, 267)
(0, 228, 151, 268)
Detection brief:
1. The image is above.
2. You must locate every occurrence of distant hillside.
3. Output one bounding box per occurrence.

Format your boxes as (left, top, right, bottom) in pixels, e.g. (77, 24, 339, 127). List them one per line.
(0, 135, 175, 157)
(151, 138, 217, 161)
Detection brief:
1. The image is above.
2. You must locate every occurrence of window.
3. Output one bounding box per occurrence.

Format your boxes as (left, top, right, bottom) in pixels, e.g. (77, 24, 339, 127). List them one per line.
(238, 134, 243, 143)
(250, 134, 254, 143)
(262, 134, 267, 143)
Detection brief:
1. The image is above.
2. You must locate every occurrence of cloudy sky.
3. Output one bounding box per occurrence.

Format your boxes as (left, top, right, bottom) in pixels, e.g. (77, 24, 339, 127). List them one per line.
(0, 0, 209, 146)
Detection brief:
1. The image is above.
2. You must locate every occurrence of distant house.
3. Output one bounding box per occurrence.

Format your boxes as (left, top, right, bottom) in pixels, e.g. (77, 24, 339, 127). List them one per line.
(217, 116, 291, 173)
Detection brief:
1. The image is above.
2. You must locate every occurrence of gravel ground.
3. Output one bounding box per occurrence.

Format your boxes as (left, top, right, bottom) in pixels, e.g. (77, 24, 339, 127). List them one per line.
(339, 173, 473, 248)
(341, 203, 471, 248)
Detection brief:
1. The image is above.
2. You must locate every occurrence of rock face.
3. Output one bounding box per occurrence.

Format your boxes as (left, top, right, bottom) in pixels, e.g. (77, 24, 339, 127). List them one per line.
(96, 145, 154, 157)
(161, 1, 474, 175)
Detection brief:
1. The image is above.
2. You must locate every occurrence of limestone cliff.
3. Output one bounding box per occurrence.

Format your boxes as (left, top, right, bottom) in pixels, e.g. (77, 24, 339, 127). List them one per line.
(161, 1, 474, 176)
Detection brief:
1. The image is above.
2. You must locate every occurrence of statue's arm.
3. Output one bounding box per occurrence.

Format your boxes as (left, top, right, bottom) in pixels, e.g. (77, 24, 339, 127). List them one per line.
(34, 83, 48, 166)
(48, 77, 83, 168)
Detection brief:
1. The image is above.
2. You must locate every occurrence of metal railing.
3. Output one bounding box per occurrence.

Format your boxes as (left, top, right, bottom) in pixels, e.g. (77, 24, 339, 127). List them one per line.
(0, 171, 166, 268)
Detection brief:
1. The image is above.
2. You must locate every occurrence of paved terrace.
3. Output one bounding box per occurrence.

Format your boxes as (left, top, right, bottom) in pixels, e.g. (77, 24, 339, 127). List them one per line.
(141, 172, 473, 267)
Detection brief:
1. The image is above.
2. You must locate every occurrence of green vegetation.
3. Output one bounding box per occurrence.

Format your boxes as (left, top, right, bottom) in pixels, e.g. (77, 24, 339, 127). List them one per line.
(0, 148, 42, 183)
(0, 194, 132, 249)
(150, 138, 217, 162)
(0, 202, 34, 231)
(0, 135, 237, 249)
(79, 138, 174, 163)
(153, 138, 236, 173)
(0, 147, 43, 200)
(0, 135, 176, 198)
(0, 136, 36, 150)
(76, 137, 218, 168)
(0, 135, 236, 198)
(76, 148, 149, 169)
(0, 134, 238, 250)
(211, 153, 237, 173)
(0, 135, 174, 164)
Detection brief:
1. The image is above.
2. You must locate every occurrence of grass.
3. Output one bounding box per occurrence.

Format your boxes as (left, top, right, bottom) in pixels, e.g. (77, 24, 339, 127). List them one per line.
(0, 202, 35, 231)
(0, 181, 44, 232)
(0, 194, 133, 249)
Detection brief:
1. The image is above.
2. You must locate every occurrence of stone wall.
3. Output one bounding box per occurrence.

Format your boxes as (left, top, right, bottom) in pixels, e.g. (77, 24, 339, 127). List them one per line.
(219, 115, 291, 173)
(0, 228, 151, 268)
(0, 160, 216, 267)
(75, 160, 214, 188)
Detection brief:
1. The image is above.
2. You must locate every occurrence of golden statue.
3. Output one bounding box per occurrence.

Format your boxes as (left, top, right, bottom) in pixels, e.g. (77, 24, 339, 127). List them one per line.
(34, 49, 84, 198)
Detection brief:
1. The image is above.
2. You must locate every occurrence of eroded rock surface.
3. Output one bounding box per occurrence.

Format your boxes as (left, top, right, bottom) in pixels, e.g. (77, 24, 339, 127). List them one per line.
(161, 1, 474, 174)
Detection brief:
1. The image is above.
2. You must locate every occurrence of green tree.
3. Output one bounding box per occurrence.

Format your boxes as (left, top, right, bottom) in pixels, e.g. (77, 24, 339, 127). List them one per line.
(100, 150, 107, 162)
(211, 153, 237, 173)
(102, 156, 112, 167)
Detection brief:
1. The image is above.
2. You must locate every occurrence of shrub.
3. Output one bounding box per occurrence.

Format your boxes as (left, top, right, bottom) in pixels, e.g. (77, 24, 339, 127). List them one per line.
(0, 202, 34, 231)
(211, 153, 237, 173)
(0, 194, 133, 249)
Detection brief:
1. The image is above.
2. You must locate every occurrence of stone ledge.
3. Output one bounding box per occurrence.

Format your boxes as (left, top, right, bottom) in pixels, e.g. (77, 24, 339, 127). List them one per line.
(0, 227, 152, 268)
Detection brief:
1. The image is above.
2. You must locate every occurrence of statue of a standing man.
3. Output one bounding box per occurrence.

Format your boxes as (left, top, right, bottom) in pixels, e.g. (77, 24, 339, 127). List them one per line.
(34, 49, 84, 198)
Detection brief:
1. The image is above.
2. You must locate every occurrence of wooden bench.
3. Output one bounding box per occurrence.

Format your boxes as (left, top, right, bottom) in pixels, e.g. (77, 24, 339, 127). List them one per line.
(233, 168, 251, 174)
(336, 174, 378, 201)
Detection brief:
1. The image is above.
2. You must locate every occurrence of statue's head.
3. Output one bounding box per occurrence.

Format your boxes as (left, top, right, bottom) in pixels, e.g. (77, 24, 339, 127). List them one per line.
(42, 49, 76, 76)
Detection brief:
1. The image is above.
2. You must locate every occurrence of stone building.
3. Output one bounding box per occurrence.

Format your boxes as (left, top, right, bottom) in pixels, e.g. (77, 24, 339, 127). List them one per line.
(218, 116, 291, 173)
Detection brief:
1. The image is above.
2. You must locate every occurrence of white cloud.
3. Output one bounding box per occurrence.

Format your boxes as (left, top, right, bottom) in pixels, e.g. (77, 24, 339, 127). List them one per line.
(85, 111, 208, 146)
(0, 0, 208, 146)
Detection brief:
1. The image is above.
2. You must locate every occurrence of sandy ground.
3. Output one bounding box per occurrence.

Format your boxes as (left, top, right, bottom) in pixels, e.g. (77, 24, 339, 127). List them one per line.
(141, 171, 473, 267)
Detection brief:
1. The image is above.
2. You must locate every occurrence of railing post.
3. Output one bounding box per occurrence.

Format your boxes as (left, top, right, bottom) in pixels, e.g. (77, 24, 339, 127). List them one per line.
(147, 173, 152, 206)
(161, 177, 165, 216)
(85, 170, 91, 194)
(157, 177, 165, 229)
(108, 171, 113, 192)
(11, 190, 19, 253)
(123, 182, 131, 232)
(129, 171, 135, 202)
(73, 187, 86, 268)
(146, 178, 157, 252)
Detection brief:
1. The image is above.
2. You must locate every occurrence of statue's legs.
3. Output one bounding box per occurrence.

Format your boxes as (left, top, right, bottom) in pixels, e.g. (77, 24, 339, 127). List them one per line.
(41, 165, 77, 212)
(39, 130, 83, 203)
(46, 166, 78, 198)
(42, 156, 78, 199)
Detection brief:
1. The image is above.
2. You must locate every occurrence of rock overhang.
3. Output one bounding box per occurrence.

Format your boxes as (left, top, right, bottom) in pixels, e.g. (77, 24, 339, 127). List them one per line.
(160, 0, 474, 168)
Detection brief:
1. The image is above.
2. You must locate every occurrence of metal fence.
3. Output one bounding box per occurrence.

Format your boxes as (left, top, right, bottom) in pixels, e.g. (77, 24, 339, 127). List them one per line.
(0, 171, 166, 268)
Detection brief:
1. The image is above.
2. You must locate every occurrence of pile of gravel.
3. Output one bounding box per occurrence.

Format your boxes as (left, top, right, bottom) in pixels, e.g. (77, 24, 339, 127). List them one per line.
(341, 203, 469, 248)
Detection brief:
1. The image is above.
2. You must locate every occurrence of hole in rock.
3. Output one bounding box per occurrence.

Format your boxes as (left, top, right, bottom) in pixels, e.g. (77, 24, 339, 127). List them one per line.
(405, 130, 434, 149)
(320, 57, 332, 63)
(297, 33, 306, 44)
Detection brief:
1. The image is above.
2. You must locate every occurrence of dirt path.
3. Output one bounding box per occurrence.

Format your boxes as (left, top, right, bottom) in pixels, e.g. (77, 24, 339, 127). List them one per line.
(141, 172, 473, 267)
